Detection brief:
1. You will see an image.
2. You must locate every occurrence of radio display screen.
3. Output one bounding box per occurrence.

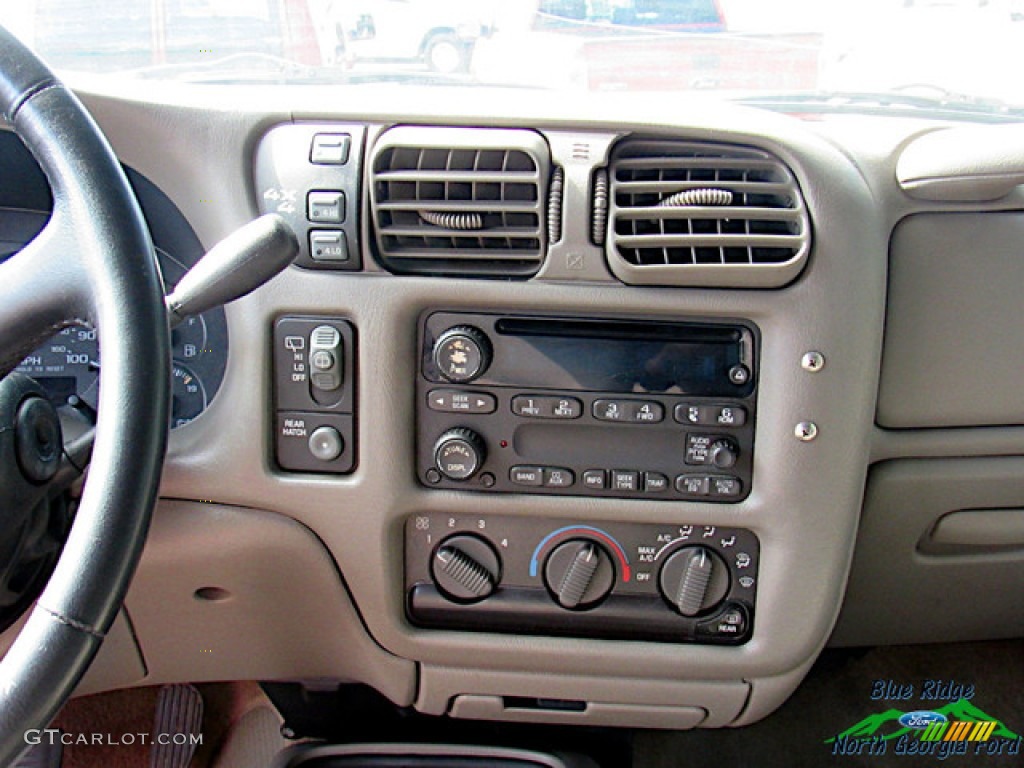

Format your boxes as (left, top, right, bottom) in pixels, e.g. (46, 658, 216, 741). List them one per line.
(493, 318, 751, 396)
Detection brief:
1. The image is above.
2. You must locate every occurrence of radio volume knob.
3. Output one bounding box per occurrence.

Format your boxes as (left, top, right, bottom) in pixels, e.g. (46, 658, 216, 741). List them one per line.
(433, 326, 491, 383)
(433, 428, 486, 481)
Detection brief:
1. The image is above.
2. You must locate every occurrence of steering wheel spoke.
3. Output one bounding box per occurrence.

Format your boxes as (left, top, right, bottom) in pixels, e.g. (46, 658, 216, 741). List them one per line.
(0, 212, 90, 377)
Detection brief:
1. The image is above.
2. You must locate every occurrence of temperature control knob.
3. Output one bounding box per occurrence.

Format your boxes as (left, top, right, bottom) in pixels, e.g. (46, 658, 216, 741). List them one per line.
(431, 534, 501, 603)
(709, 439, 739, 469)
(433, 326, 491, 383)
(659, 546, 730, 616)
(544, 539, 615, 609)
(434, 428, 486, 481)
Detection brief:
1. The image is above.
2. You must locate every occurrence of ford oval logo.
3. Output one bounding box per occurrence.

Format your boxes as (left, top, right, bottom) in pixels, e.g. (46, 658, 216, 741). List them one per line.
(899, 711, 948, 729)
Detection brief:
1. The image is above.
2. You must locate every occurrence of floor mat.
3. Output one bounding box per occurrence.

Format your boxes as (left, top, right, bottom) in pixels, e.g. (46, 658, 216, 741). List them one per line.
(633, 639, 1024, 768)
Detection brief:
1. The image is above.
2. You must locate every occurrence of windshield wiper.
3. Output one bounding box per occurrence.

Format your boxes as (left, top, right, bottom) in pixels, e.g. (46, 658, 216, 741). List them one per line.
(738, 89, 1024, 123)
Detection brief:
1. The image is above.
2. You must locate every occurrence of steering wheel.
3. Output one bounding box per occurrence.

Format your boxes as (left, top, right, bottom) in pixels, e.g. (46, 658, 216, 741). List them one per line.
(0, 27, 170, 764)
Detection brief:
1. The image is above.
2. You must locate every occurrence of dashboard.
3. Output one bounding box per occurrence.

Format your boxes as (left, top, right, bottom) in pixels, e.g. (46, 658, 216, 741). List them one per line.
(2, 81, 1022, 732)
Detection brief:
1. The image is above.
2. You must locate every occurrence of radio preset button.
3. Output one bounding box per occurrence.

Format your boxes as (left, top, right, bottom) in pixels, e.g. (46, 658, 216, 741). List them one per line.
(675, 403, 715, 426)
(627, 400, 664, 423)
(593, 399, 626, 422)
(644, 472, 669, 493)
(611, 470, 640, 492)
(593, 399, 664, 424)
(512, 395, 582, 419)
(428, 389, 496, 414)
(714, 405, 747, 427)
(549, 397, 582, 419)
(582, 470, 607, 489)
(676, 475, 711, 496)
(511, 396, 543, 417)
(510, 466, 544, 486)
(543, 467, 575, 488)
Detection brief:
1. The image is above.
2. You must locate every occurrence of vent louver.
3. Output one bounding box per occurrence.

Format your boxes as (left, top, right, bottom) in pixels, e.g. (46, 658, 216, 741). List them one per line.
(370, 127, 550, 277)
(607, 139, 811, 287)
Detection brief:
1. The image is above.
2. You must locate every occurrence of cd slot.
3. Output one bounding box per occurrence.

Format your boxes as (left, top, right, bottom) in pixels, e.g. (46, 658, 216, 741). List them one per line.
(495, 316, 742, 344)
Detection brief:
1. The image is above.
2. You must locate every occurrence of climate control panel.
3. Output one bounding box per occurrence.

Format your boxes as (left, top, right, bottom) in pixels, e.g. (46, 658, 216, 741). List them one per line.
(405, 513, 759, 645)
(417, 311, 757, 502)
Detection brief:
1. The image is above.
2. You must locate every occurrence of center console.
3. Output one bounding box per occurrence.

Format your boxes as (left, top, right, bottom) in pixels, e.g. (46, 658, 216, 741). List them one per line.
(408, 311, 761, 646)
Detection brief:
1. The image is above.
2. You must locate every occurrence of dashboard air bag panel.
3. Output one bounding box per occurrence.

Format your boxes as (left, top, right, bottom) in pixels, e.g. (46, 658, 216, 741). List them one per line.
(879, 212, 1024, 428)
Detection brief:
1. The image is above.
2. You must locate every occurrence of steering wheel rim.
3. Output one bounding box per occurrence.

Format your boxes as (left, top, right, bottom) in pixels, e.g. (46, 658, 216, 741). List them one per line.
(0, 27, 169, 764)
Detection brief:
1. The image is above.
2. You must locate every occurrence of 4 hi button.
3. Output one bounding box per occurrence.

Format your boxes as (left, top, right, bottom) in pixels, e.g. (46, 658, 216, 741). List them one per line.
(308, 426, 344, 462)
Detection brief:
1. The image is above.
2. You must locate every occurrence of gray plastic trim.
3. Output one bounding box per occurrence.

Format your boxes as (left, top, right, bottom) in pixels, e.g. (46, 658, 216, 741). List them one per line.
(927, 508, 1024, 550)
(418, 666, 747, 729)
(831, 458, 1024, 647)
(897, 124, 1024, 202)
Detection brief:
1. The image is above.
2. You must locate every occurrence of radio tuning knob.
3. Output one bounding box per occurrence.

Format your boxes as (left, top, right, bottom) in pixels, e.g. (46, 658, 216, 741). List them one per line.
(658, 546, 730, 617)
(431, 534, 500, 602)
(543, 539, 615, 609)
(433, 428, 486, 481)
(709, 438, 739, 469)
(433, 325, 492, 383)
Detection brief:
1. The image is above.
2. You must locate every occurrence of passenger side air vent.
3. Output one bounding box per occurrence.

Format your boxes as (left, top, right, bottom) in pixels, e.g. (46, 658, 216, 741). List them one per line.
(370, 127, 550, 277)
(606, 139, 810, 287)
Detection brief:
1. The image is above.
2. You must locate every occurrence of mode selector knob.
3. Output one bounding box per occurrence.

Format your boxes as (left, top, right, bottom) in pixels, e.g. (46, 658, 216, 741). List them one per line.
(431, 534, 501, 603)
(659, 546, 730, 617)
(709, 438, 739, 469)
(434, 428, 486, 481)
(433, 326, 492, 383)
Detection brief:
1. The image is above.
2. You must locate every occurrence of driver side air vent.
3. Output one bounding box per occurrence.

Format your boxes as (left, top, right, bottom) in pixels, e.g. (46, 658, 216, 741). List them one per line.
(606, 139, 811, 287)
(370, 126, 550, 277)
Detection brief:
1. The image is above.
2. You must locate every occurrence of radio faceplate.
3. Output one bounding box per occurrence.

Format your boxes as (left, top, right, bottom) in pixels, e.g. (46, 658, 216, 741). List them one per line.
(416, 312, 757, 502)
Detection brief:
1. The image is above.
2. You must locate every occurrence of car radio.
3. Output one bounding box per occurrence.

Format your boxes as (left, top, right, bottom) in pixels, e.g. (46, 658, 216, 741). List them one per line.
(416, 312, 757, 502)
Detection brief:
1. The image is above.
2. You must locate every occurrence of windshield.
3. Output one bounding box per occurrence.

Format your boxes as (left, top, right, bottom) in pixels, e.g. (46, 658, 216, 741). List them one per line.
(2, 0, 1023, 117)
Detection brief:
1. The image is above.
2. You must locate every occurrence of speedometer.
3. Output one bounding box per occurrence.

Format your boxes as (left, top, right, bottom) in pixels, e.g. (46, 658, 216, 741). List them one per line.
(2, 141, 229, 431)
(14, 326, 100, 413)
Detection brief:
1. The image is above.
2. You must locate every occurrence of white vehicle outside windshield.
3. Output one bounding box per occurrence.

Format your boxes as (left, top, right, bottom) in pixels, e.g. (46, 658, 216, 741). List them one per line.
(2, 0, 1023, 114)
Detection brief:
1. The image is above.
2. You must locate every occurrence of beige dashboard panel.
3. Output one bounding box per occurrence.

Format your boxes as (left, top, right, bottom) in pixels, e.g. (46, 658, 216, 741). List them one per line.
(123, 500, 416, 706)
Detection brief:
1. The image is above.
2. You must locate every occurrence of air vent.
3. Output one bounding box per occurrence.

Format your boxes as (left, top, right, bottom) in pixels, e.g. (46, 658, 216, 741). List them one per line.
(370, 126, 550, 277)
(607, 139, 811, 287)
